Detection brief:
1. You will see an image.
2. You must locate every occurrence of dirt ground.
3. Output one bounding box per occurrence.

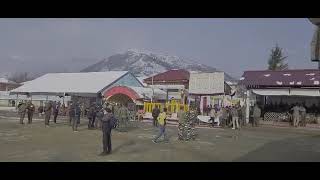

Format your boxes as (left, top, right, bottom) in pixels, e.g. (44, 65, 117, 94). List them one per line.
(1, 114, 320, 162)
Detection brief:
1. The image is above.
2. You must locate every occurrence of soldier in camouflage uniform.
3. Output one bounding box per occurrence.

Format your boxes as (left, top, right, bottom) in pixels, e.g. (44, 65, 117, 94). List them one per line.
(177, 106, 187, 140)
(18, 101, 27, 124)
(44, 101, 53, 127)
(118, 104, 129, 132)
(184, 105, 198, 141)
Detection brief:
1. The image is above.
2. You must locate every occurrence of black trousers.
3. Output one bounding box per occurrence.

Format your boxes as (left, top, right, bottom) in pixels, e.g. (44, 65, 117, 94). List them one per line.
(102, 122, 112, 153)
(27, 112, 34, 124)
(153, 116, 158, 127)
(53, 111, 59, 123)
(88, 116, 96, 128)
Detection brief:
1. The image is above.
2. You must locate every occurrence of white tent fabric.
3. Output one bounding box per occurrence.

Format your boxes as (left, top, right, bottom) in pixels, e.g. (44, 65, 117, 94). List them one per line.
(129, 86, 167, 100)
(290, 89, 320, 97)
(252, 89, 290, 96)
(252, 89, 320, 97)
(10, 71, 128, 96)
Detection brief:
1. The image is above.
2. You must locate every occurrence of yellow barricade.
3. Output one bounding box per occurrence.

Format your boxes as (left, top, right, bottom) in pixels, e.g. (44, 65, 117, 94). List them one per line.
(144, 101, 189, 113)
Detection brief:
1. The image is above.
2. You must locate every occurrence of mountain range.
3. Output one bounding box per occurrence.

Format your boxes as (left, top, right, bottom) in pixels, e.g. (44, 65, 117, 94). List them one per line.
(81, 49, 236, 82)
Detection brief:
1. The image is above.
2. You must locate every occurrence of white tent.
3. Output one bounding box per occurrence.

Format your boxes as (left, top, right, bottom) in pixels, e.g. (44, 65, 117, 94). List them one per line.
(10, 71, 129, 97)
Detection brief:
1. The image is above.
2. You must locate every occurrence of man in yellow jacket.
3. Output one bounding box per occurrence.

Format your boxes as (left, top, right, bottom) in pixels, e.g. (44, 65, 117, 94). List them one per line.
(152, 108, 168, 143)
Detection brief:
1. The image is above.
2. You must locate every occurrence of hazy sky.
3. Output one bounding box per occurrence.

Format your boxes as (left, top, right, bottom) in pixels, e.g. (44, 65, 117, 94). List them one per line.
(0, 18, 316, 78)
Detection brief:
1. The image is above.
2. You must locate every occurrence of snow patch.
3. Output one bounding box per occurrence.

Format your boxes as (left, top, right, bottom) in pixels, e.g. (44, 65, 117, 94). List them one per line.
(306, 73, 315, 76)
(276, 81, 283, 85)
(314, 81, 319, 85)
(296, 81, 302, 85)
(264, 74, 271, 77)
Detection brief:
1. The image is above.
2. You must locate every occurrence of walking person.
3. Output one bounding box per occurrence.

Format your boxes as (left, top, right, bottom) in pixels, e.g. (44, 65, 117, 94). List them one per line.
(252, 104, 261, 127)
(44, 101, 53, 127)
(231, 105, 240, 130)
(152, 106, 160, 127)
(152, 108, 168, 143)
(26, 101, 35, 124)
(100, 108, 113, 156)
(18, 101, 27, 124)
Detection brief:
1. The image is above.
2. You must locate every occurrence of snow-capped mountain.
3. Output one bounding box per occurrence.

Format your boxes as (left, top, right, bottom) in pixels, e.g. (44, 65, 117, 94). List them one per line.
(81, 49, 236, 82)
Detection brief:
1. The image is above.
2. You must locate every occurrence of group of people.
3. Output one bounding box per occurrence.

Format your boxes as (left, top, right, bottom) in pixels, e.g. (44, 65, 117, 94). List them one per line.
(17, 101, 35, 124)
(291, 103, 307, 127)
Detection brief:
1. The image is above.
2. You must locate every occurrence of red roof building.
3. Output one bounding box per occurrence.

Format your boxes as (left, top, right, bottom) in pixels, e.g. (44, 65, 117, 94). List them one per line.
(240, 69, 320, 89)
(143, 69, 190, 88)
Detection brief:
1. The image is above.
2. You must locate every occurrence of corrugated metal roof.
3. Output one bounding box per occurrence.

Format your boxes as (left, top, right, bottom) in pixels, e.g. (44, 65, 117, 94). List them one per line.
(240, 69, 320, 88)
(144, 69, 190, 83)
(10, 71, 128, 95)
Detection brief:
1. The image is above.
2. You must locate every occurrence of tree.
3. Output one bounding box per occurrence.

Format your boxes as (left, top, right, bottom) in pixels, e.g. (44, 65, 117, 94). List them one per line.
(268, 44, 288, 70)
(8, 72, 35, 84)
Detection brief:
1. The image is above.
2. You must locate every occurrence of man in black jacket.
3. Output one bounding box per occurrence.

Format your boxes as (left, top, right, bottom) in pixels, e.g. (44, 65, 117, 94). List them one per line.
(100, 108, 113, 156)
(44, 101, 53, 127)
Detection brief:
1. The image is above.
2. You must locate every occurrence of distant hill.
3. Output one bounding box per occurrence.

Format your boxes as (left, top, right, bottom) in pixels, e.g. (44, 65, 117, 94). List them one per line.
(81, 49, 236, 82)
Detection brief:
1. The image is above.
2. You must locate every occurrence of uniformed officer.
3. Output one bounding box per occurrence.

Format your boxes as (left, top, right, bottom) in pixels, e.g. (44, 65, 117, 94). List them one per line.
(26, 101, 35, 124)
(291, 104, 301, 127)
(185, 105, 198, 140)
(44, 101, 53, 127)
(177, 106, 187, 140)
(231, 105, 240, 130)
(18, 101, 27, 124)
(87, 102, 97, 129)
(118, 104, 129, 131)
(95, 105, 104, 129)
(73, 102, 81, 132)
(100, 107, 113, 155)
(68, 102, 73, 126)
(300, 105, 307, 127)
(252, 104, 261, 127)
(53, 101, 60, 124)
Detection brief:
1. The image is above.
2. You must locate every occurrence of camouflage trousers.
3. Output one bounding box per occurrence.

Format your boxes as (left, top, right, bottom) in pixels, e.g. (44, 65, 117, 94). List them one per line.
(117, 118, 128, 131)
(178, 122, 196, 141)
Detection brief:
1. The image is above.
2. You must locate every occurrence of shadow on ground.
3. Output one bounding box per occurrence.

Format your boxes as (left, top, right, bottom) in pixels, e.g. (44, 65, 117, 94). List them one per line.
(234, 135, 320, 162)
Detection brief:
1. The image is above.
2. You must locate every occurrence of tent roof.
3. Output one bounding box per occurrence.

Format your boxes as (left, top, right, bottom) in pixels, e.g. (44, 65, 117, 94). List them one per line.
(10, 71, 128, 96)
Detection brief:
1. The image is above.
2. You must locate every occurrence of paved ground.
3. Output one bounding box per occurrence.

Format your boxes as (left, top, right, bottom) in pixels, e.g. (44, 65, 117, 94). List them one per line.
(1, 113, 320, 162)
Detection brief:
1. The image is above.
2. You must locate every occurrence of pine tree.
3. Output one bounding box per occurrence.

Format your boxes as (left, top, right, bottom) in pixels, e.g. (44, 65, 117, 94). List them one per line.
(268, 44, 288, 70)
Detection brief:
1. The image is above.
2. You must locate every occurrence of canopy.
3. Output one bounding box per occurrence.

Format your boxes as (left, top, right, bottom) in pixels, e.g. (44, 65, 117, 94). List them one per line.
(10, 71, 128, 97)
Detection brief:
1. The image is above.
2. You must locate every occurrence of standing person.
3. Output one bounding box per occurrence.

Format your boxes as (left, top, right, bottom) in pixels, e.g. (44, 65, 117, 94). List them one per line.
(44, 101, 53, 127)
(96, 105, 104, 129)
(209, 107, 216, 127)
(152, 108, 168, 143)
(26, 101, 35, 124)
(52, 101, 57, 117)
(300, 105, 307, 127)
(241, 104, 247, 126)
(118, 104, 129, 132)
(177, 106, 187, 140)
(231, 105, 240, 130)
(185, 105, 198, 140)
(18, 101, 27, 124)
(53, 101, 60, 124)
(252, 104, 261, 127)
(87, 102, 97, 129)
(220, 106, 228, 128)
(69, 102, 75, 130)
(100, 108, 113, 156)
(291, 103, 301, 127)
(38, 105, 44, 118)
(73, 102, 81, 132)
(68, 102, 73, 126)
(80, 103, 85, 118)
(152, 106, 160, 127)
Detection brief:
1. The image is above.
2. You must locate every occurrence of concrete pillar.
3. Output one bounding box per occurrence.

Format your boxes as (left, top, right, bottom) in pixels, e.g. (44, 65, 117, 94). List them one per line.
(246, 90, 250, 124)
